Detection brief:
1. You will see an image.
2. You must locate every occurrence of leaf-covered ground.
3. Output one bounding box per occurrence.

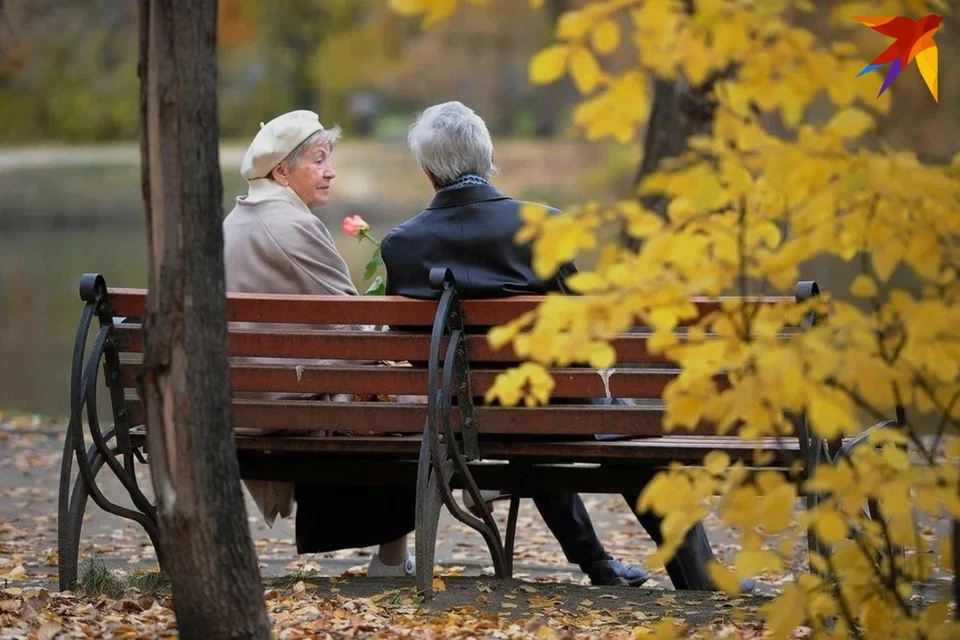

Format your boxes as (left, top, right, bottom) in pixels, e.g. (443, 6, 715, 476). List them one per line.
(1, 413, 950, 638)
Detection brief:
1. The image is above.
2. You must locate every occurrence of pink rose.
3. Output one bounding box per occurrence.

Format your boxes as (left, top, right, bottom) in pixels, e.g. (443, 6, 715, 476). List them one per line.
(342, 214, 370, 238)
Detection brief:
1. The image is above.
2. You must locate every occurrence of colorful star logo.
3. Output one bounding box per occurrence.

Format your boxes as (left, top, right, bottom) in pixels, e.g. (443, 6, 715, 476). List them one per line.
(855, 14, 944, 103)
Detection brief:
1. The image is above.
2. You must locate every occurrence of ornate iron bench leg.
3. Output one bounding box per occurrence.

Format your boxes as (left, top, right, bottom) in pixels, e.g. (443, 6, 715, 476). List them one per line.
(416, 269, 512, 597)
(415, 419, 448, 596)
(58, 274, 162, 591)
(58, 430, 111, 590)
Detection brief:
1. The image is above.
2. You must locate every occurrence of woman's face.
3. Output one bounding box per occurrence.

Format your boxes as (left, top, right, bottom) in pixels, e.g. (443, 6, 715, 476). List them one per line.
(276, 142, 336, 208)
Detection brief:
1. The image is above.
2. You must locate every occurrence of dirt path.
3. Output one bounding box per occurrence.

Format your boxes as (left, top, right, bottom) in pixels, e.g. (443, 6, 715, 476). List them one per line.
(0, 415, 795, 593)
(1, 413, 952, 638)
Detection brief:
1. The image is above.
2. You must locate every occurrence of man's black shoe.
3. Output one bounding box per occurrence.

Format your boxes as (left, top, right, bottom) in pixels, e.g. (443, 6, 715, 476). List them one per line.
(583, 558, 653, 587)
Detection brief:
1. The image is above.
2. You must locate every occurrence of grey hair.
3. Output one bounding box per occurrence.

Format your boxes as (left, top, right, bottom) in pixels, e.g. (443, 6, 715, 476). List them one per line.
(408, 101, 497, 186)
(281, 125, 342, 170)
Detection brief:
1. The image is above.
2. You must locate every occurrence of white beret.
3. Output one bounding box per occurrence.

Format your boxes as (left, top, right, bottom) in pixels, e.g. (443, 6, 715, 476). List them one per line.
(240, 110, 325, 180)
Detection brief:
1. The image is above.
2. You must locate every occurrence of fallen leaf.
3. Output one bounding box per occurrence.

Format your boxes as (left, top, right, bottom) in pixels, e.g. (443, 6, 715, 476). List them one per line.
(37, 621, 62, 640)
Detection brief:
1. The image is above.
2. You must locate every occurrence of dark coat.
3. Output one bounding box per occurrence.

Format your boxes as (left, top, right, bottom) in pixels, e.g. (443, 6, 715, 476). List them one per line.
(381, 182, 633, 429)
(381, 183, 576, 299)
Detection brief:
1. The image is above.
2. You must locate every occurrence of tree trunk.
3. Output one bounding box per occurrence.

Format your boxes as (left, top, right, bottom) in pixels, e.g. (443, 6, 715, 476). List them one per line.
(623, 70, 731, 250)
(137, 1, 270, 637)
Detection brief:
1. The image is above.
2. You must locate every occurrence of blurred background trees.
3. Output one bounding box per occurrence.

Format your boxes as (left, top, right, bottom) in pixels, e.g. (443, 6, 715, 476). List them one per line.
(0, 0, 585, 142)
(0, 0, 957, 156)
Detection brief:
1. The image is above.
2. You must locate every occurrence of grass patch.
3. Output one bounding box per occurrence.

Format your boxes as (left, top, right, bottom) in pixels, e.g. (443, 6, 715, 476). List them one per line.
(263, 556, 323, 592)
(77, 554, 169, 597)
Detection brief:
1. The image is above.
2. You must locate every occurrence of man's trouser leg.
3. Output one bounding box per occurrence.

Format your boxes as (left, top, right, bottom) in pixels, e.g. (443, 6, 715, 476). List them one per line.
(531, 492, 609, 566)
(622, 488, 715, 590)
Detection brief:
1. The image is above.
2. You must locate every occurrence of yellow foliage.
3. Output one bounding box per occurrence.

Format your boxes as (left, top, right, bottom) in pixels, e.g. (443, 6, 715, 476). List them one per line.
(591, 19, 620, 55)
(529, 45, 569, 85)
(391, 0, 960, 637)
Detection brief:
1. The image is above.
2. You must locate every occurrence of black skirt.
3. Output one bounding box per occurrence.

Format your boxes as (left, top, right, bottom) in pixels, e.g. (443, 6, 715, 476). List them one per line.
(293, 483, 417, 553)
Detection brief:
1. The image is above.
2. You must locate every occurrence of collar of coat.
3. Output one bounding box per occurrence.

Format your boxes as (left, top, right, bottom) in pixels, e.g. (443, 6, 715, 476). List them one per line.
(240, 177, 313, 215)
(425, 182, 511, 210)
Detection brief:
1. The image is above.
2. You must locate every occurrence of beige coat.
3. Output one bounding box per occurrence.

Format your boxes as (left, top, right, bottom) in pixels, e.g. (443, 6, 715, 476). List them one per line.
(223, 178, 362, 526)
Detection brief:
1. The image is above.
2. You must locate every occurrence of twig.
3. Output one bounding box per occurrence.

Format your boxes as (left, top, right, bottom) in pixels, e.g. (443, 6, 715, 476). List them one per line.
(824, 552, 866, 640)
(833, 381, 933, 463)
(849, 525, 913, 618)
(931, 386, 960, 458)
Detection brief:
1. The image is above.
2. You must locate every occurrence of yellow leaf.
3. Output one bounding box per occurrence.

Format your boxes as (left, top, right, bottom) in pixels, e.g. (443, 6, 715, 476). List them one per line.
(570, 47, 602, 94)
(707, 562, 740, 595)
(528, 0, 544, 8)
(735, 549, 782, 577)
(591, 20, 620, 55)
(808, 386, 858, 439)
(587, 342, 616, 368)
(422, 0, 458, 28)
(813, 509, 847, 545)
(529, 45, 570, 85)
(648, 308, 677, 332)
(760, 584, 806, 639)
(520, 202, 549, 224)
(872, 242, 902, 281)
(432, 577, 447, 592)
(556, 9, 590, 41)
(487, 325, 516, 350)
(567, 272, 607, 293)
(850, 274, 878, 298)
(826, 107, 876, 139)
(389, 0, 424, 16)
(704, 450, 730, 475)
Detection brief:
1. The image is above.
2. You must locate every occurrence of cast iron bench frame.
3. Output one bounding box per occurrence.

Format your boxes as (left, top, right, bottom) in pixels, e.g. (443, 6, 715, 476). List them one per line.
(58, 269, 896, 597)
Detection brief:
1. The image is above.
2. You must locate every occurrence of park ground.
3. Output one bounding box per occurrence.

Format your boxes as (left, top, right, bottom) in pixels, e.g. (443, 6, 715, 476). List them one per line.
(0, 412, 952, 638)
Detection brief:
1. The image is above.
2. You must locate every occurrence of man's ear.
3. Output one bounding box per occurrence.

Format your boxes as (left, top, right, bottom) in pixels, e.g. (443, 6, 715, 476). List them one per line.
(270, 163, 289, 187)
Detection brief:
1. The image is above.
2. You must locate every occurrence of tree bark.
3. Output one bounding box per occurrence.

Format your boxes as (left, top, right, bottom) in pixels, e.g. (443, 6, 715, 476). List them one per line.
(137, 1, 270, 637)
(623, 69, 732, 250)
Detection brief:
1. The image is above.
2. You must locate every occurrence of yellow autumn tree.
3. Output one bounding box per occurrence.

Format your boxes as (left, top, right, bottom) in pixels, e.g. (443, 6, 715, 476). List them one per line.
(389, 0, 959, 638)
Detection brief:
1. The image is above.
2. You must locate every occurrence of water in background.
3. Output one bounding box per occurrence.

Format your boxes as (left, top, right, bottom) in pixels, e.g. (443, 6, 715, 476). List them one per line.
(1, 228, 148, 416)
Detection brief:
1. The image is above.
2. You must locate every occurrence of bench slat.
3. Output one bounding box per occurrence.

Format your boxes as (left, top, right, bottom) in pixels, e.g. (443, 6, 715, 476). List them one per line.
(118, 362, 684, 398)
(128, 430, 800, 463)
(113, 325, 669, 364)
(124, 397, 758, 437)
(107, 289, 800, 328)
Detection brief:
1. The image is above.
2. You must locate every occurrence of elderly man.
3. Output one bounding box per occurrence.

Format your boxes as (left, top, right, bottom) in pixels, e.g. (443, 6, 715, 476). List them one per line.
(380, 101, 752, 592)
(222, 110, 417, 578)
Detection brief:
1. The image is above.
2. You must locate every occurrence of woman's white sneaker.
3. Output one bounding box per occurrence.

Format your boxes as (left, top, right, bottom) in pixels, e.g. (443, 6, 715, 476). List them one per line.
(367, 553, 416, 578)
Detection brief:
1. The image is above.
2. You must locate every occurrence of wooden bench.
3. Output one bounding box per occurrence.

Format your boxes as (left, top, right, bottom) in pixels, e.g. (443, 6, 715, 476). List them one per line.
(59, 269, 890, 596)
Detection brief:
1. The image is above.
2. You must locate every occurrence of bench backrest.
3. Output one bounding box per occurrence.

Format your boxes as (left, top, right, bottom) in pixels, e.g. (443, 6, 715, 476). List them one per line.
(105, 289, 804, 439)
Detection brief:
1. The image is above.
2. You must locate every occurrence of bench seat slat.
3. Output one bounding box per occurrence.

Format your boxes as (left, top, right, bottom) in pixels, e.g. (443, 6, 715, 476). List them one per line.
(108, 289, 801, 328)
(113, 325, 669, 364)
(125, 397, 789, 437)
(127, 430, 800, 463)
(118, 362, 685, 398)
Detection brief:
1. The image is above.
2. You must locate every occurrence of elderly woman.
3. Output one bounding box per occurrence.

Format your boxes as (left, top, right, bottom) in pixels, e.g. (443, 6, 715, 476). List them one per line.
(223, 110, 416, 578)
